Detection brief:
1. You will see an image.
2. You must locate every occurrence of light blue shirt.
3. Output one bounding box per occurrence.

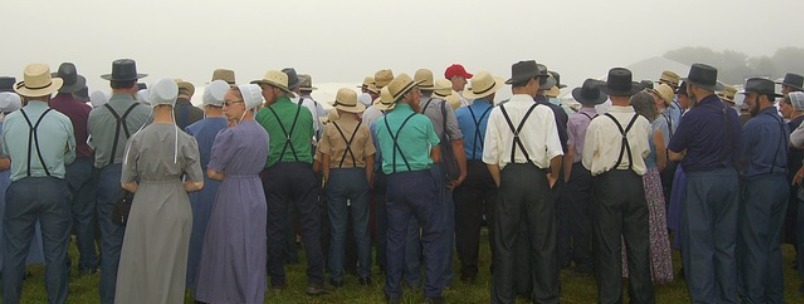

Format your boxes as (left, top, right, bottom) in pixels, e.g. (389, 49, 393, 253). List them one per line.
(666, 97, 681, 135)
(455, 99, 493, 160)
(1, 101, 76, 181)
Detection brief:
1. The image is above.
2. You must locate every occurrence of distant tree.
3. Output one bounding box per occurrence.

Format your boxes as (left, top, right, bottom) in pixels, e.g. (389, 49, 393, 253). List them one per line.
(772, 47, 804, 77)
(748, 56, 778, 79)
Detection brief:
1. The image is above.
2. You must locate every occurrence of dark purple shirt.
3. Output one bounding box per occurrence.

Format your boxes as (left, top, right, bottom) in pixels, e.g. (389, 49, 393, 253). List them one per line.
(668, 94, 742, 172)
(51, 93, 93, 159)
(535, 94, 569, 153)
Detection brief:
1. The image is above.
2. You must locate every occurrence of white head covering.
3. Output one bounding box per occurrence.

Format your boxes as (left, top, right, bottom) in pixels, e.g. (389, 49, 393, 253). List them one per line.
(136, 89, 150, 105)
(790, 91, 804, 112)
(90, 90, 110, 108)
(203, 80, 229, 107)
(0, 92, 22, 113)
(238, 84, 264, 110)
(149, 78, 178, 108)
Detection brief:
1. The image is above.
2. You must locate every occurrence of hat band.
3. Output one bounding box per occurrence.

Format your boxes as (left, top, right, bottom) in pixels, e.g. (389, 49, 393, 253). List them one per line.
(582, 90, 600, 100)
(19, 80, 53, 90)
(333, 101, 356, 108)
(472, 81, 497, 95)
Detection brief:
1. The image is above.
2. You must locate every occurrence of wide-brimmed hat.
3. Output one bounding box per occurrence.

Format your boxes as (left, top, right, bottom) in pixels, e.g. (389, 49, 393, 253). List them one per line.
(539, 67, 557, 90)
(444, 64, 473, 80)
(15, 64, 64, 97)
(238, 84, 265, 110)
(742, 78, 783, 98)
(251, 70, 293, 94)
(572, 79, 608, 105)
(464, 71, 504, 100)
(789, 92, 804, 111)
(333, 88, 365, 114)
(0, 77, 15, 92)
(52, 63, 86, 94)
(639, 80, 654, 90)
(650, 83, 675, 105)
(717, 84, 738, 103)
(299, 74, 317, 91)
(505, 60, 548, 85)
(281, 68, 304, 90)
(433, 78, 453, 99)
(175, 79, 195, 97)
(682, 64, 719, 92)
(372, 86, 394, 110)
(202, 80, 229, 107)
(551, 71, 567, 89)
(358, 76, 374, 89)
(374, 69, 394, 89)
(600, 68, 640, 97)
(74, 86, 90, 102)
(777, 73, 804, 91)
(0, 92, 21, 113)
(388, 73, 422, 103)
(414, 69, 435, 90)
(211, 68, 236, 85)
(677, 81, 688, 96)
(101, 59, 147, 81)
(658, 70, 680, 88)
(149, 78, 179, 108)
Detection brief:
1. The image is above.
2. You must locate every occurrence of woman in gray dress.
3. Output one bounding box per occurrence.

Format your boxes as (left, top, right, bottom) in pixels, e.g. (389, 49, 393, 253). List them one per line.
(115, 79, 203, 304)
(194, 84, 270, 304)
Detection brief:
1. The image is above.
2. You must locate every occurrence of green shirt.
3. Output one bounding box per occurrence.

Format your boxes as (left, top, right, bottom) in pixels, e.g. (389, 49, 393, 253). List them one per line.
(374, 103, 440, 174)
(255, 96, 314, 167)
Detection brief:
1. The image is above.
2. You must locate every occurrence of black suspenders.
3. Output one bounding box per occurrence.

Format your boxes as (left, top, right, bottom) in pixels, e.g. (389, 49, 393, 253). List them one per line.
(499, 104, 539, 167)
(105, 103, 140, 166)
(384, 113, 417, 173)
(467, 105, 492, 160)
(764, 112, 788, 174)
(20, 109, 53, 177)
(603, 113, 639, 170)
(332, 121, 362, 168)
(580, 112, 597, 121)
(268, 105, 302, 162)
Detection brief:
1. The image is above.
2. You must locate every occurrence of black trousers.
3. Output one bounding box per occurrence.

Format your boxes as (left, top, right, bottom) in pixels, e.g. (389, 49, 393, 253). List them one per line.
(592, 170, 654, 304)
(454, 160, 497, 278)
(562, 162, 593, 270)
(491, 164, 558, 304)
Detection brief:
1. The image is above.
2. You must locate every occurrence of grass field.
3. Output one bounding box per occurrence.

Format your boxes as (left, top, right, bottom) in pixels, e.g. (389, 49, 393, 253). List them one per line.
(10, 232, 804, 303)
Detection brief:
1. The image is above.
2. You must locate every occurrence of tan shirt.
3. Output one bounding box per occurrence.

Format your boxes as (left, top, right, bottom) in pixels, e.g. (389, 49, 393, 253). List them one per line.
(582, 105, 652, 176)
(318, 115, 376, 169)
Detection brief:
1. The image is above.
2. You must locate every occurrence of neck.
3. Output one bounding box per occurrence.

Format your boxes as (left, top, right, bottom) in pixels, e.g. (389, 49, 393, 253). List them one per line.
(153, 107, 174, 123)
(610, 96, 630, 107)
(204, 107, 224, 117)
(512, 88, 533, 97)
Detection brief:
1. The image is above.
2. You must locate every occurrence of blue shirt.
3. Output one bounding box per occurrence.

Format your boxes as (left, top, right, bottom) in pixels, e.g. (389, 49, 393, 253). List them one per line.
(668, 95, 742, 172)
(455, 99, 493, 160)
(1, 101, 76, 181)
(374, 103, 439, 174)
(740, 107, 789, 178)
(185, 117, 228, 170)
(666, 97, 681, 135)
(535, 95, 569, 153)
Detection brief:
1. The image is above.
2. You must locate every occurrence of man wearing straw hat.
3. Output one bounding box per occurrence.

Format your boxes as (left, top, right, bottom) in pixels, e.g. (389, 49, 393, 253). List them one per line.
(210, 68, 236, 86)
(658, 70, 683, 132)
(373, 73, 445, 304)
(49, 62, 99, 276)
(1, 63, 76, 304)
(362, 69, 395, 128)
(88, 58, 151, 304)
(253, 70, 330, 295)
(173, 79, 202, 130)
(485, 60, 563, 304)
(358, 76, 376, 107)
(318, 88, 376, 287)
(454, 71, 504, 283)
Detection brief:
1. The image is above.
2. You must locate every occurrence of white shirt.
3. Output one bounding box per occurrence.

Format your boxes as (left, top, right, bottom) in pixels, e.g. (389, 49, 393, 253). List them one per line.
(582, 105, 652, 176)
(482, 94, 563, 169)
(291, 96, 322, 134)
(362, 106, 384, 128)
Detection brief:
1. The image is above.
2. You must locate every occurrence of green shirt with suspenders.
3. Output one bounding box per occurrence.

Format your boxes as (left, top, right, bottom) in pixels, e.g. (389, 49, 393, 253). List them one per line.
(374, 103, 440, 175)
(255, 96, 314, 167)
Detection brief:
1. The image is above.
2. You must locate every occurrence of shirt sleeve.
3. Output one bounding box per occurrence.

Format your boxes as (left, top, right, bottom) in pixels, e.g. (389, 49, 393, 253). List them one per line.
(444, 102, 463, 140)
(582, 120, 599, 171)
(121, 135, 139, 183)
(566, 116, 576, 147)
(543, 109, 564, 160)
(362, 124, 376, 157)
(182, 137, 204, 183)
(482, 108, 501, 166)
(667, 112, 693, 153)
(424, 116, 440, 148)
(63, 118, 77, 165)
(740, 121, 757, 166)
(207, 128, 235, 172)
(0, 126, 8, 158)
(317, 124, 332, 155)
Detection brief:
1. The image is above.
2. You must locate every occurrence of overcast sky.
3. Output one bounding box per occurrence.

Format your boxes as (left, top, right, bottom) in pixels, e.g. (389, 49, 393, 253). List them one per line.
(3, 0, 803, 95)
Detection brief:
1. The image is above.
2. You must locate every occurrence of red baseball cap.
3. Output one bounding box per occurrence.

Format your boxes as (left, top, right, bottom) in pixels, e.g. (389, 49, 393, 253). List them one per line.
(444, 64, 473, 80)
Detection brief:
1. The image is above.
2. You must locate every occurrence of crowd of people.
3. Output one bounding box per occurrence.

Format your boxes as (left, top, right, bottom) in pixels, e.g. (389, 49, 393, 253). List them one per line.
(0, 58, 803, 304)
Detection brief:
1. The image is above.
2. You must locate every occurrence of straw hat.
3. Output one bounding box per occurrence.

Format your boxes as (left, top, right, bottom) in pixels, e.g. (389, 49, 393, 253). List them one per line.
(373, 87, 395, 111)
(0, 92, 21, 113)
(203, 80, 229, 107)
(238, 84, 264, 110)
(149, 79, 179, 108)
(333, 88, 365, 114)
(374, 69, 394, 89)
(299, 74, 318, 91)
(211, 69, 236, 85)
(251, 70, 292, 94)
(175, 79, 195, 97)
(358, 76, 375, 89)
(717, 84, 738, 104)
(14, 64, 64, 97)
(464, 71, 504, 100)
(650, 83, 675, 105)
(658, 70, 680, 88)
(414, 69, 435, 90)
(433, 79, 453, 99)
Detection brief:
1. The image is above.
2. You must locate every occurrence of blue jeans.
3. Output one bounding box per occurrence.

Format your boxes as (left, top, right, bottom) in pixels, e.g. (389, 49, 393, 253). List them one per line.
(66, 158, 99, 272)
(385, 170, 445, 299)
(2, 177, 72, 304)
(96, 164, 127, 304)
(327, 168, 372, 281)
(682, 168, 739, 304)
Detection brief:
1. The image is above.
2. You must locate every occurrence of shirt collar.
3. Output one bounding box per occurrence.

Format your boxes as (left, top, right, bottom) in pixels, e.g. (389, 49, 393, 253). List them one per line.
(759, 106, 779, 116)
(392, 103, 414, 113)
(472, 98, 492, 106)
(24, 100, 48, 109)
(508, 94, 536, 104)
(579, 107, 597, 115)
(608, 105, 636, 113)
(275, 96, 292, 105)
(110, 93, 135, 102)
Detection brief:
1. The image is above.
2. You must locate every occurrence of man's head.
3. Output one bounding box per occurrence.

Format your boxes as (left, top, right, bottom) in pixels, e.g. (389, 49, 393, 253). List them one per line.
(742, 78, 783, 117)
(386, 73, 422, 110)
(54, 62, 86, 94)
(658, 70, 680, 91)
(251, 70, 292, 105)
(464, 71, 504, 102)
(600, 68, 640, 105)
(445, 64, 473, 91)
(102, 59, 148, 95)
(175, 79, 195, 100)
(299, 74, 317, 96)
(650, 83, 675, 110)
(374, 69, 394, 90)
(506, 60, 548, 97)
(677, 81, 690, 109)
(15, 64, 64, 102)
(683, 64, 719, 107)
(717, 84, 738, 108)
(359, 76, 374, 93)
(414, 69, 435, 96)
(778, 73, 803, 95)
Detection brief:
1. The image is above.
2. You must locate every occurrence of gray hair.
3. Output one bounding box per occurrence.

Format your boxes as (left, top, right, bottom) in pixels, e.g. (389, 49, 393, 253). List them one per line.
(630, 90, 658, 122)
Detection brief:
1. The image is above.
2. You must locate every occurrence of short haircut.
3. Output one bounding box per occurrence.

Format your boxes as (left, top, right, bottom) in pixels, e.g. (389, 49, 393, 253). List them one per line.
(111, 80, 136, 90)
(511, 77, 533, 88)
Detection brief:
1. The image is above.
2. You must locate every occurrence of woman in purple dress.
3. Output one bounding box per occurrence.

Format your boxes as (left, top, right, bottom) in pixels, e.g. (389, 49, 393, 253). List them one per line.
(194, 84, 270, 304)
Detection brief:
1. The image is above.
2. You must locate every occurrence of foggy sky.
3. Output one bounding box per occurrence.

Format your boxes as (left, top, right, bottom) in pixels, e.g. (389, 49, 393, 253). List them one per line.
(2, 0, 803, 94)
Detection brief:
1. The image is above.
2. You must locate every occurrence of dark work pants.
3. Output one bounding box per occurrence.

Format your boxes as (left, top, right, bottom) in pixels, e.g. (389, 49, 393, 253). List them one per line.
(738, 174, 788, 304)
(681, 168, 738, 304)
(491, 164, 558, 304)
(454, 160, 497, 278)
(384, 170, 444, 299)
(66, 157, 99, 272)
(261, 162, 324, 286)
(374, 172, 388, 271)
(96, 164, 126, 304)
(563, 162, 593, 271)
(592, 170, 654, 304)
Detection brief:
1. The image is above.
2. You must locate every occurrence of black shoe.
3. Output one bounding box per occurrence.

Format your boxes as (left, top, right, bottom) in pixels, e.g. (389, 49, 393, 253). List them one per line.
(329, 279, 344, 288)
(359, 277, 372, 286)
(306, 283, 333, 295)
(423, 296, 446, 304)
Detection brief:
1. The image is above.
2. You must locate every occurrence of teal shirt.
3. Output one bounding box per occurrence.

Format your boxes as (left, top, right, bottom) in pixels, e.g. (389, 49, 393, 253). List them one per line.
(374, 103, 440, 174)
(1, 101, 76, 181)
(255, 96, 314, 167)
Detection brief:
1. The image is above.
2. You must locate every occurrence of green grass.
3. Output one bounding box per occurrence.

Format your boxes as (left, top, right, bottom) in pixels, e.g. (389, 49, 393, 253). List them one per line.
(11, 232, 804, 303)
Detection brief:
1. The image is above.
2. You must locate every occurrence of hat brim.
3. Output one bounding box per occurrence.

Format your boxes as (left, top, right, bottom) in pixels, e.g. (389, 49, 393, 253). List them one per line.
(599, 84, 641, 97)
(300, 86, 318, 91)
(250, 79, 293, 94)
(463, 77, 505, 100)
(287, 78, 304, 90)
(100, 73, 148, 81)
(335, 102, 366, 114)
(52, 74, 86, 94)
(571, 87, 608, 105)
(539, 76, 557, 91)
(505, 71, 547, 85)
(373, 97, 396, 111)
(777, 81, 804, 91)
(391, 80, 425, 103)
(681, 78, 719, 92)
(14, 78, 64, 97)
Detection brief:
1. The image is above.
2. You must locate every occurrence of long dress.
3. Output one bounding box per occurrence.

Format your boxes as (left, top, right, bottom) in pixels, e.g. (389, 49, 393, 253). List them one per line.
(115, 123, 203, 304)
(185, 117, 228, 289)
(194, 120, 270, 304)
